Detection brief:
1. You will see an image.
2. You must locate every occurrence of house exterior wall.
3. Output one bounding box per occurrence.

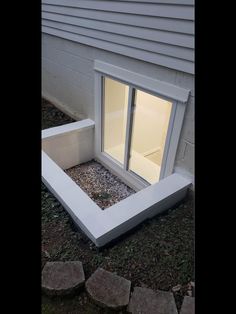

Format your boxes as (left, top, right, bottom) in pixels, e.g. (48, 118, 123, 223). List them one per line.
(42, 0, 194, 184)
(42, 0, 194, 74)
(42, 33, 194, 182)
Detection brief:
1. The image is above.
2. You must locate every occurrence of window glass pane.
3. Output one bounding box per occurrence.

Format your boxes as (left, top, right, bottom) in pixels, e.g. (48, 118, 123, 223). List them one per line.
(103, 77, 129, 165)
(129, 90, 172, 184)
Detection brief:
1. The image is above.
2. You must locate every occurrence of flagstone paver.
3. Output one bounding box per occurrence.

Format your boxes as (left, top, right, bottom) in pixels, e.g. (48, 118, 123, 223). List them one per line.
(127, 286, 178, 314)
(180, 296, 195, 314)
(42, 261, 85, 296)
(85, 268, 131, 310)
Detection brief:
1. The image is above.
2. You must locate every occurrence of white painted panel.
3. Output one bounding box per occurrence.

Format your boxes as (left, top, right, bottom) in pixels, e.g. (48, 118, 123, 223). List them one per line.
(179, 114, 194, 144)
(174, 166, 194, 185)
(42, 151, 105, 242)
(97, 189, 188, 246)
(43, 43, 94, 75)
(42, 119, 95, 138)
(42, 121, 95, 169)
(175, 71, 195, 97)
(101, 174, 190, 224)
(163, 101, 187, 177)
(42, 63, 94, 118)
(96, 173, 191, 245)
(42, 57, 93, 93)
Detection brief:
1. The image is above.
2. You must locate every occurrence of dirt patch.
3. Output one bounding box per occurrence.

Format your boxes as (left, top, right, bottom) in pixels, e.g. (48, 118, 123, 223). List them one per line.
(42, 98, 75, 129)
(65, 160, 135, 209)
(41, 99, 194, 313)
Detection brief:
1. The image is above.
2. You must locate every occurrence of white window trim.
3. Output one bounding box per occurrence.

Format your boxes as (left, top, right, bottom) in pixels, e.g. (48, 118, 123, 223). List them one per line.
(94, 60, 190, 190)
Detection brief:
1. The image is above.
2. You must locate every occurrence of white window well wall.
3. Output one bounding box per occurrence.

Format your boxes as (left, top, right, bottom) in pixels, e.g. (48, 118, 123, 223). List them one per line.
(41, 61, 191, 247)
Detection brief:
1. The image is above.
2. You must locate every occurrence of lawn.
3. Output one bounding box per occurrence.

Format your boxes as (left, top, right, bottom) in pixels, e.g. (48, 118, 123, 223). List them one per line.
(41, 98, 194, 313)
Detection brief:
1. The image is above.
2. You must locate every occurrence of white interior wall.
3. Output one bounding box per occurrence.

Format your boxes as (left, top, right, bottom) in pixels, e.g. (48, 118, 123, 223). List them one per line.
(104, 80, 172, 159)
(131, 91, 172, 155)
(104, 78, 128, 150)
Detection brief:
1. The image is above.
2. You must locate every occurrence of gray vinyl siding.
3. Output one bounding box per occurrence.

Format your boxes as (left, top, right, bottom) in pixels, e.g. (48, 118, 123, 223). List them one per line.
(42, 0, 194, 74)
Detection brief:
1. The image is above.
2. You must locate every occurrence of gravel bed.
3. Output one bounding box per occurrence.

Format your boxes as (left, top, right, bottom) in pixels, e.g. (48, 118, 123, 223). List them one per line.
(65, 160, 135, 209)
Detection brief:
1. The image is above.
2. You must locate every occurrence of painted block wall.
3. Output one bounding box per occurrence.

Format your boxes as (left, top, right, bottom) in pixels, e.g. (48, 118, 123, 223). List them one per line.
(42, 33, 194, 182)
(42, 126, 94, 170)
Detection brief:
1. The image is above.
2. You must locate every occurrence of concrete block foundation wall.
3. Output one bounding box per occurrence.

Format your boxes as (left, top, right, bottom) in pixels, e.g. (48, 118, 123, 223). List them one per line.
(42, 34, 194, 184)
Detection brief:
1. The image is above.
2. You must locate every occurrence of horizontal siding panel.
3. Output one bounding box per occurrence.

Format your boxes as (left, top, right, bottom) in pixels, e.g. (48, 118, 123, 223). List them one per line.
(42, 1, 194, 74)
(89, 0, 194, 4)
(42, 5, 194, 35)
(42, 19, 194, 61)
(42, 12, 193, 49)
(42, 26, 194, 74)
(42, 0, 194, 20)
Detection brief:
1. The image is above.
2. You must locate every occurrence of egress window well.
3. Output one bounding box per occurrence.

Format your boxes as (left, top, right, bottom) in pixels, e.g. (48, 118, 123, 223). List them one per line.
(42, 61, 191, 247)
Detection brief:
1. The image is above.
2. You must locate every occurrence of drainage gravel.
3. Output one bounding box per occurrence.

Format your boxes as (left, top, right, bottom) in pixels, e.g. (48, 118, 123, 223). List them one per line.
(65, 160, 135, 209)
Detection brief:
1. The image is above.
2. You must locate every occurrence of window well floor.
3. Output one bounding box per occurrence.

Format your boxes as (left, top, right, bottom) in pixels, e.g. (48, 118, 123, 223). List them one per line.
(65, 160, 135, 210)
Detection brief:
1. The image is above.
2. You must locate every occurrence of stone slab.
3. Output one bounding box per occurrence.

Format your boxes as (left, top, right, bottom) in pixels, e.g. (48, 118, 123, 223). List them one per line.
(85, 268, 131, 310)
(42, 261, 85, 296)
(180, 296, 195, 314)
(127, 286, 178, 314)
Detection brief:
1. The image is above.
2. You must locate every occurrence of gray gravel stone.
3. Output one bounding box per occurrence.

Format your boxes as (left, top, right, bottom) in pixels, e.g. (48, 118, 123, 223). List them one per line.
(42, 261, 85, 296)
(180, 296, 195, 314)
(65, 160, 135, 209)
(127, 287, 178, 314)
(85, 268, 131, 310)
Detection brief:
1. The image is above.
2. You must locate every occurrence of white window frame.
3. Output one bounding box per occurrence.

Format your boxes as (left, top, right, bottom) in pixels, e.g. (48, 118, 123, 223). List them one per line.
(94, 60, 190, 190)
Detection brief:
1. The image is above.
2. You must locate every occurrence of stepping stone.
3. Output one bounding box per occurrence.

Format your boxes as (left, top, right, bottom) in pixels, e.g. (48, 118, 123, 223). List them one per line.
(85, 268, 131, 310)
(180, 296, 195, 314)
(42, 261, 85, 296)
(127, 287, 178, 314)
